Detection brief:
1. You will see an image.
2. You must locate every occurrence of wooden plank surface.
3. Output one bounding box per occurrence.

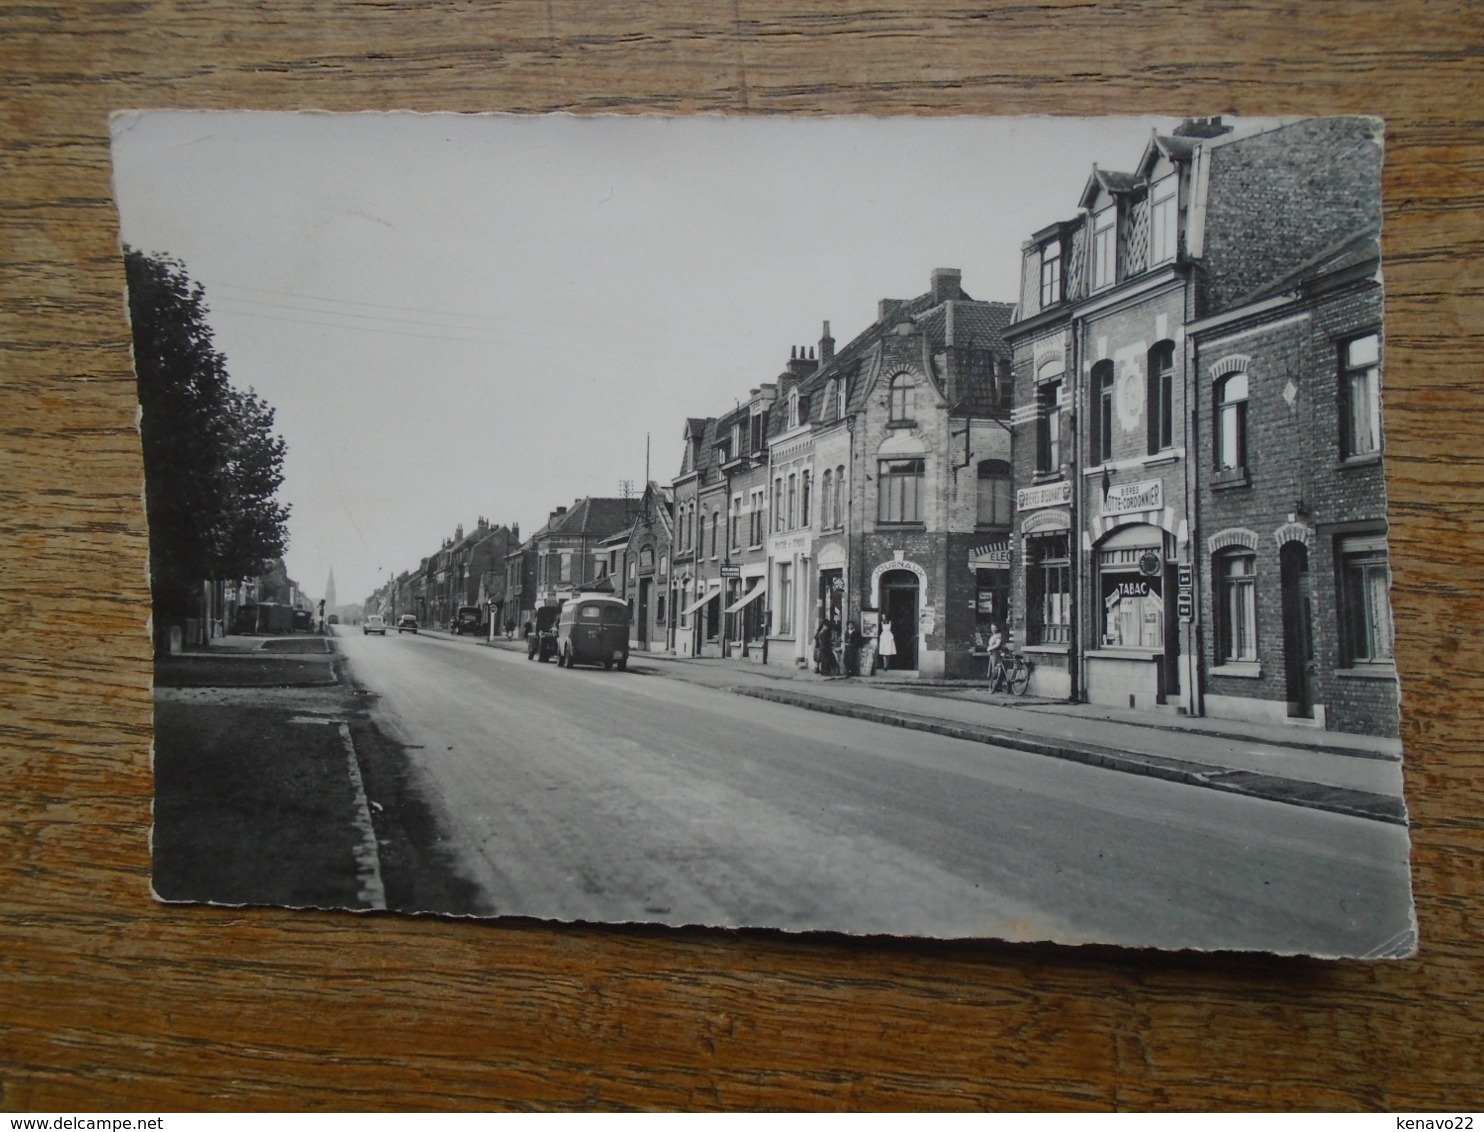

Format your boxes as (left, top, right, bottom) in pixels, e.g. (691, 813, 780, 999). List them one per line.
(2, 0, 1481, 1110)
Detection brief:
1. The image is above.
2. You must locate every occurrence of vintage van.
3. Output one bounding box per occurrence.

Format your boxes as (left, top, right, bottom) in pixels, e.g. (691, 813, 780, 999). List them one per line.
(555, 593, 631, 671)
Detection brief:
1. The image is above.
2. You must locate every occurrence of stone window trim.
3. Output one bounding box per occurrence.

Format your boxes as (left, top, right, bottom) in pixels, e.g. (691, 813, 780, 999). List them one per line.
(1207, 527, 1260, 555)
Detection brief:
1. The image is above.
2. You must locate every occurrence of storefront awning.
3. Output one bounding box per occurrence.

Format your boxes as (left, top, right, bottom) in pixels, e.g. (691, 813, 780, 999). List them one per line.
(679, 587, 722, 616)
(724, 581, 767, 614)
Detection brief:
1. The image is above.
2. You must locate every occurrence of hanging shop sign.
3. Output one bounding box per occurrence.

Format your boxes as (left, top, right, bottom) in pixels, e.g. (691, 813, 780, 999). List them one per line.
(968, 539, 1012, 570)
(1017, 480, 1073, 512)
(1102, 478, 1163, 517)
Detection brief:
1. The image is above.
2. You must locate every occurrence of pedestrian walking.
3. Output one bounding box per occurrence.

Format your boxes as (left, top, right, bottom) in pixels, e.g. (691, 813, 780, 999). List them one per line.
(876, 619, 897, 673)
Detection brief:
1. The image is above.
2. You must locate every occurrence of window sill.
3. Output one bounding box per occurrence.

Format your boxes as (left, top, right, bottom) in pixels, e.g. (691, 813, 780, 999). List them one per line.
(1032, 471, 1066, 485)
(1337, 452, 1383, 470)
(1211, 662, 1262, 679)
(1144, 451, 1180, 469)
(1337, 663, 1397, 681)
(886, 419, 918, 430)
(1212, 469, 1250, 490)
(1086, 648, 1163, 661)
(875, 521, 927, 530)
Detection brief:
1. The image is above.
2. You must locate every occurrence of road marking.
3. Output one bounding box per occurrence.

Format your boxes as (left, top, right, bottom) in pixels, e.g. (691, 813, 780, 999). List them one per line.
(337, 721, 387, 911)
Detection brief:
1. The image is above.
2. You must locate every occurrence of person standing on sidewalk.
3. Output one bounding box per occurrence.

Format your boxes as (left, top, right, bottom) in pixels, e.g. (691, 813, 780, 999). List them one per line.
(985, 622, 1007, 691)
(844, 621, 863, 676)
(814, 618, 836, 675)
(877, 619, 897, 673)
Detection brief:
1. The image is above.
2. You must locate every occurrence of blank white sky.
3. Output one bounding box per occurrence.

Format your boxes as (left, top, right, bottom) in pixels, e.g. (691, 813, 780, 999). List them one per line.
(111, 112, 1266, 607)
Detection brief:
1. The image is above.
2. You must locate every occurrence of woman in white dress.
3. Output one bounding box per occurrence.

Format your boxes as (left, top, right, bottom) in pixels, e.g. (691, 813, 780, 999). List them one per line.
(876, 619, 897, 672)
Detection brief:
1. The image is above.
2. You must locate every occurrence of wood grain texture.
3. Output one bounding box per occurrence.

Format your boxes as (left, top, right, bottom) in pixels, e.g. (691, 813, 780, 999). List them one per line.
(2, 0, 1481, 1110)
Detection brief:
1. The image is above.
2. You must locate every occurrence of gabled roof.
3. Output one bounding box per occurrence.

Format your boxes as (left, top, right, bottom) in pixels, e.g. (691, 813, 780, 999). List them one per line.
(913, 300, 1016, 358)
(1137, 132, 1199, 177)
(1079, 167, 1143, 211)
(547, 496, 637, 539)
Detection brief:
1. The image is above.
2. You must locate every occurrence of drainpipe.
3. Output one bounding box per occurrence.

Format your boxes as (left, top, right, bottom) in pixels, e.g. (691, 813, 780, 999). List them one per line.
(1068, 314, 1085, 704)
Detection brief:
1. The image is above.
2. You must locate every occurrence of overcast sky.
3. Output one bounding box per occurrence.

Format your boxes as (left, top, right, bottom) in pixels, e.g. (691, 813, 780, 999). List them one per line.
(111, 111, 1265, 608)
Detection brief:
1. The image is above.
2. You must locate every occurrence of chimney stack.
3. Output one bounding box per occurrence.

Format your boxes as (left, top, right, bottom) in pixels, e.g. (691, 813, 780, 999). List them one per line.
(1173, 116, 1232, 139)
(819, 320, 835, 363)
(931, 267, 962, 306)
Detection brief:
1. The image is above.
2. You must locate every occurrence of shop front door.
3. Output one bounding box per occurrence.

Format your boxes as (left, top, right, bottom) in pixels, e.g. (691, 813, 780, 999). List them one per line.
(880, 569, 919, 671)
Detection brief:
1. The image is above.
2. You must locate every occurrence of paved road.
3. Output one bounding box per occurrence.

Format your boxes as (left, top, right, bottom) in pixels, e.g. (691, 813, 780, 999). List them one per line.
(335, 629, 1414, 956)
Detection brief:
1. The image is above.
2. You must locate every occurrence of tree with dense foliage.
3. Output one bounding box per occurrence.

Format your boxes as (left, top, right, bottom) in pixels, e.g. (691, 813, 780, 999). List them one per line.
(125, 248, 291, 637)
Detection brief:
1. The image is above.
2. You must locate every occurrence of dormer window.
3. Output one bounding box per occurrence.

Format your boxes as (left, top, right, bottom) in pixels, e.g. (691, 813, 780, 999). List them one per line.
(1150, 175, 1178, 265)
(788, 390, 800, 428)
(1093, 206, 1117, 290)
(1039, 239, 1062, 307)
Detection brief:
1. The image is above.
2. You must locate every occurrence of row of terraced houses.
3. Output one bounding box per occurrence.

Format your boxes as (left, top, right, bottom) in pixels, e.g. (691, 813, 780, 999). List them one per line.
(366, 116, 1396, 737)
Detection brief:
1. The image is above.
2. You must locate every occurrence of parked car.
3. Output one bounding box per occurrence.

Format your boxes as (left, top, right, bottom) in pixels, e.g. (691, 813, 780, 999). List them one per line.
(292, 608, 313, 631)
(363, 614, 386, 636)
(397, 614, 419, 634)
(526, 605, 561, 662)
(556, 593, 630, 671)
(451, 605, 483, 636)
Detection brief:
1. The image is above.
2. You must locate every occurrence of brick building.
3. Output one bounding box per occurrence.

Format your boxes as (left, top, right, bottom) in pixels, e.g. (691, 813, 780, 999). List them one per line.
(530, 496, 638, 610)
(1189, 228, 1393, 735)
(616, 481, 674, 653)
(1004, 115, 1388, 733)
(781, 270, 1014, 677)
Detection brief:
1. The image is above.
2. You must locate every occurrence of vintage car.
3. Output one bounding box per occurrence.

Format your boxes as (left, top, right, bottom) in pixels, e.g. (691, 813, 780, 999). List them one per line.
(526, 605, 561, 662)
(363, 614, 386, 636)
(397, 614, 419, 634)
(555, 593, 630, 671)
(451, 605, 483, 636)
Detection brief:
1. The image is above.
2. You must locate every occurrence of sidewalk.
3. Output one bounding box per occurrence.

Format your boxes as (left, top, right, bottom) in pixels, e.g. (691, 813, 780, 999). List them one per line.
(467, 633, 1406, 825)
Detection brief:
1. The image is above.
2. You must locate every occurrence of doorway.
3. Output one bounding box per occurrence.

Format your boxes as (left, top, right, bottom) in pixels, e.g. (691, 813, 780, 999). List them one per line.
(879, 569, 920, 671)
(637, 578, 651, 647)
(1280, 542, 1316, 717)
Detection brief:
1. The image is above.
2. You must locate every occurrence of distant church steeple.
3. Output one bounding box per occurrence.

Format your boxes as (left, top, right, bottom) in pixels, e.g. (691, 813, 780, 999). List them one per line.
(324, 567, 336, 612)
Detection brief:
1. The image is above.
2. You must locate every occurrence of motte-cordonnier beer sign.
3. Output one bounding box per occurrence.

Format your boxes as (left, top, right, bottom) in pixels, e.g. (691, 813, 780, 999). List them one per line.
(1103, 478, 1163, 516)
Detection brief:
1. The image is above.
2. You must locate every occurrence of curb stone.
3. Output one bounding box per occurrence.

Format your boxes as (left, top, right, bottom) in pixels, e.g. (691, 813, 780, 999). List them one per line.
(732, 685, 1406, 826)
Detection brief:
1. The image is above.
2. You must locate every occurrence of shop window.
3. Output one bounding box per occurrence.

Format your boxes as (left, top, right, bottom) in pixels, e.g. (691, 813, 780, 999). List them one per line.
(888, 374, 915, 423)
(1093, 206, 1117, 290)
(1216, 371, 1249, 474)
(1340, 535, 1394, 664)
(1150, 176, 1178, 265)
(976, 459, 1013, 527)
(1027, 534, 1070, 646)
(1098, 544, 1164, 649)
(1216, 551, 1258, 662)
(1341, 332, 1382, 458)
(1093, 360, 1116, 465)
(877, 458, 924, 524)
(1036, 380, 1062, 474)
(1147, 341, 1175, 454)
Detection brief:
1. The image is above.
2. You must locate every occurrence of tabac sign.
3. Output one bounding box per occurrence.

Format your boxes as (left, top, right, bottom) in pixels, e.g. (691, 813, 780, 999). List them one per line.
(1017, 480, 1072, 512)
(1102, 478, 1163, 517)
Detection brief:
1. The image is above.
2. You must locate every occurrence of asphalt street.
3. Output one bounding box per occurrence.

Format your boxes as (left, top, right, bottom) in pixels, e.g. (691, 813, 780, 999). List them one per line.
(334, 628, 1414, 956)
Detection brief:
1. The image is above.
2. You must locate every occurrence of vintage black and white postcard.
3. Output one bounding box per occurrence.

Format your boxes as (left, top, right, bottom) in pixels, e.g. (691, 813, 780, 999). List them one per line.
(112, 112, 1413, 956)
